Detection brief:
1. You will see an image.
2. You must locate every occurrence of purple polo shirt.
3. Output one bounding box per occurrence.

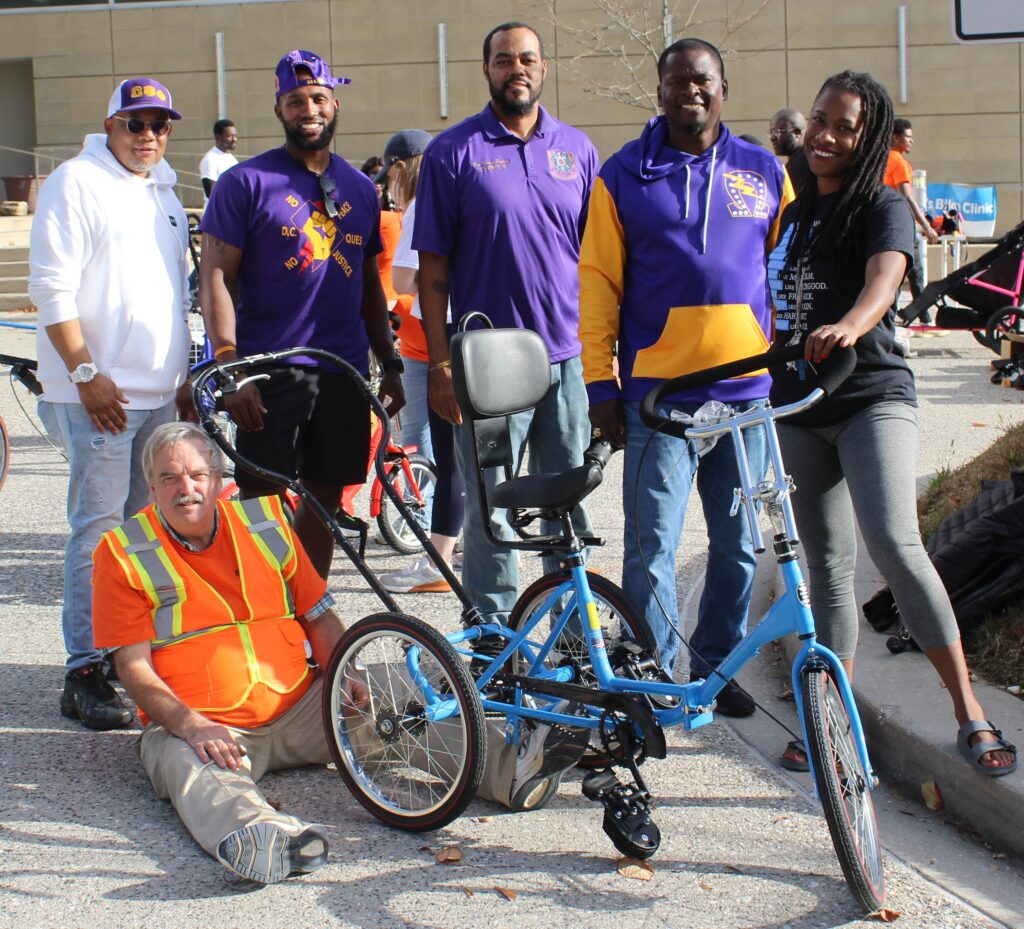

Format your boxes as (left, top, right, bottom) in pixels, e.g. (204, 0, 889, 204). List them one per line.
(413, 104, 598, 362)
(201, 148, 382, 372)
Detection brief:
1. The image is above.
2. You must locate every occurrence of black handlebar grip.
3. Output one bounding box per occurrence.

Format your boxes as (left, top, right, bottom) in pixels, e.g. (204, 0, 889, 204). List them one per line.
(638, 339, 856, 437)
(583, 437, 615, 469)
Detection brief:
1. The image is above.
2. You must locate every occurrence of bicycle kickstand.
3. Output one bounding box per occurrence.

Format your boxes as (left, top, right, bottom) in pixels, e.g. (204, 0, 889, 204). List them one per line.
(580, 721, 661, 860)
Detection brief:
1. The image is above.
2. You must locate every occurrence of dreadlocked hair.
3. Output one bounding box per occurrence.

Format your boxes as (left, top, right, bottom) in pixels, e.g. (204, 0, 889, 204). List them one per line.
(784, 70, 894, 273)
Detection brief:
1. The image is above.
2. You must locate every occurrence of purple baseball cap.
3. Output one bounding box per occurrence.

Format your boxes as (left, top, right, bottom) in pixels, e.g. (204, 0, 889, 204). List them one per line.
(275, 49, 352, 97)
(106, 78, 182, 120)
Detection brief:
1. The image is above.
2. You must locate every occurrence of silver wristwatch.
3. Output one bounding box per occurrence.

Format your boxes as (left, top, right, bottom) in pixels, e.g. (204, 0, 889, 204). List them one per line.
(69, 362, 99, 384)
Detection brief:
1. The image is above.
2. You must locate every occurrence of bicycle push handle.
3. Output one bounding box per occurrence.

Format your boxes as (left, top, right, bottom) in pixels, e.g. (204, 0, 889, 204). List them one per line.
(638, 339, 857, 439)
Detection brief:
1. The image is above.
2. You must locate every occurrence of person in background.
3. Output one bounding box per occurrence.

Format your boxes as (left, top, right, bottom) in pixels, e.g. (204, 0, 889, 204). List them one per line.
(199, 118, 238, 200)
(376, 129, 467, 595)
(884, 117, 941, 327)
(768, 70, 1015, 778)
(769, 107, 810, 191)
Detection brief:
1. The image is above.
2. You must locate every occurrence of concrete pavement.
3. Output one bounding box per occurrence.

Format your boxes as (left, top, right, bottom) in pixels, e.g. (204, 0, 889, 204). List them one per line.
(1, 317, 1020, 928)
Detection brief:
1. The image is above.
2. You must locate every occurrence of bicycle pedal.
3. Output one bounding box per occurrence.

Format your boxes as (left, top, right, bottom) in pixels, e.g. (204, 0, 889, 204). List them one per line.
(601, 787, 660, 860)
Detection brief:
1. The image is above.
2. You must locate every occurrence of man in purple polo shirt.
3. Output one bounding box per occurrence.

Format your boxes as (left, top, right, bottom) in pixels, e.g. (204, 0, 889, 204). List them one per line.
(414, 21, 599, 626)
(199, 50, 404, 579)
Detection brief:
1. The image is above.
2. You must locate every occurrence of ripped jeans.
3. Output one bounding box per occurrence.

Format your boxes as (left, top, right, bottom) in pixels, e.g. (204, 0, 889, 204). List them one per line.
(44, 399, 175, 671)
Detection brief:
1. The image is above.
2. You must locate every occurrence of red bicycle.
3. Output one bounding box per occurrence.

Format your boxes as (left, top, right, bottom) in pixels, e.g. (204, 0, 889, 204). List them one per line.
(220, 410, 435, 556)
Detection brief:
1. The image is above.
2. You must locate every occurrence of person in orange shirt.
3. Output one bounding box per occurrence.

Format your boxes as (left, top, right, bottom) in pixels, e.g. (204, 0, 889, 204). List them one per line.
(884, 118, 940, 325)
(93, 423, 582, 886)
(92, 421, 344, 886)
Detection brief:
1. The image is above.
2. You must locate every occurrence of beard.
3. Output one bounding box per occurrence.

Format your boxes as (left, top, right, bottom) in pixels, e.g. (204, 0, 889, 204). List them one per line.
(284, 112, 338, 151)
(489, 77, 543, 118)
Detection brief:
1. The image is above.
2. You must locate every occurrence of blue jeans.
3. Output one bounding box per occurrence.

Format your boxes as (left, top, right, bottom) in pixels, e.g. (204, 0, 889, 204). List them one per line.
(397, 358, 432, 461)
(455, 355, 592, 620)
(45, 400, 175, 671)
(622, 397, 769, 675)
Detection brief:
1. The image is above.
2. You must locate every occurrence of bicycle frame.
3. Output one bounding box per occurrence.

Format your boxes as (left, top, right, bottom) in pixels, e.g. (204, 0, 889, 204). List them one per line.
(403, 387, 878, 794)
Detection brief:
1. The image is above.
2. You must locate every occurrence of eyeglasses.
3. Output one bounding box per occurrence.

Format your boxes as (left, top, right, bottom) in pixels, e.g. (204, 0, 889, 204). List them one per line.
(112, 115, 172, 137)
(318, 173, 340, 219)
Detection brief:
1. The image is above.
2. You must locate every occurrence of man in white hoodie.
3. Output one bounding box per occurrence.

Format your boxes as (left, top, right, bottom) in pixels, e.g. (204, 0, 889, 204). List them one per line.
(29, 77, 192, 730)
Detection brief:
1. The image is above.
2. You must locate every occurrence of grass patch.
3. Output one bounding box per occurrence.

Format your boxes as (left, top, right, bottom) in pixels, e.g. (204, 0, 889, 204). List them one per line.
(917, 421, 1024, 692)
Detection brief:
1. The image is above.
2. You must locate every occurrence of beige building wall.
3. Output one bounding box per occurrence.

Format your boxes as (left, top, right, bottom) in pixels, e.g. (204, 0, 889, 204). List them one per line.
(0, 0, 1020, 231)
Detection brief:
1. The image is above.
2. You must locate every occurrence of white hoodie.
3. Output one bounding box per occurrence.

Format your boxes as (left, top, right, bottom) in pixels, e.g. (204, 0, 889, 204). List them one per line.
(29, 133, 191, 408)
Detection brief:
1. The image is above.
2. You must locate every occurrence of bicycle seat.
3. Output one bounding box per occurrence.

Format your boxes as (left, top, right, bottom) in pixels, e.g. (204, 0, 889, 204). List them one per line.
(492, 460, 604, 512)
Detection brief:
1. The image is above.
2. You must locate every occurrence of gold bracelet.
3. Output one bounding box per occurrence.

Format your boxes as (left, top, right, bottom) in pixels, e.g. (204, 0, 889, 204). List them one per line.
(213, 344, 237, 359)
(430, 359, 451, 371)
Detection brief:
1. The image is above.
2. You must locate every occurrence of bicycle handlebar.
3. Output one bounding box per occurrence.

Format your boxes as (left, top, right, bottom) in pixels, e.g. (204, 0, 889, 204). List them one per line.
(639, 340, 856, 439)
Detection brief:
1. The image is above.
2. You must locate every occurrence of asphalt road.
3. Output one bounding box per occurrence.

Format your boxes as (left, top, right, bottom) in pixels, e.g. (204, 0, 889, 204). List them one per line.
(1, 319, 1020, 928)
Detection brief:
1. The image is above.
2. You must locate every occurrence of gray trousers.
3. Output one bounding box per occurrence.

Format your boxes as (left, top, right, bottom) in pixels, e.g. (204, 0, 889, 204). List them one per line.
(778, 401, 959, 660)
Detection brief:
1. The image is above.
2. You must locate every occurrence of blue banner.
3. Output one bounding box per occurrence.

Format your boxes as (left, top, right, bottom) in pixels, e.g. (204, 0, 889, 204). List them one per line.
(926, 183, 997, 236)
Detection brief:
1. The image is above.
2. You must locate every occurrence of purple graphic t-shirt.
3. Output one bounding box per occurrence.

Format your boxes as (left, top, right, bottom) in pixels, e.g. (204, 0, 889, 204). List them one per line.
(201, 148, 382, 372)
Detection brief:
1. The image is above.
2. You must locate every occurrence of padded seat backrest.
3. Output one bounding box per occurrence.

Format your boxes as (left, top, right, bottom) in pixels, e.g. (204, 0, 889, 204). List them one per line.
(450, 329, 551, 421)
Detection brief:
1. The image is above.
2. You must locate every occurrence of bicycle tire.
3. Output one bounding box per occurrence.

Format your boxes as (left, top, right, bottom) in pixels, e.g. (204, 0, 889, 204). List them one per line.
(0, 414, 9, 492)
(801, 668, 886, 913)
(377, 454, 437, 555)
(507, 571, 658, 770)
(322, 611, 486, 831)
(983, 306, 1022, 356)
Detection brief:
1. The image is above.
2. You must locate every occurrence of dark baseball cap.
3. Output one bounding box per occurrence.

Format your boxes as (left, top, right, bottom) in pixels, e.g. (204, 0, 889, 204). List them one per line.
(374, 129, 433, 183)
(274, 49, 351, 97)
(107, 78, 182, 120)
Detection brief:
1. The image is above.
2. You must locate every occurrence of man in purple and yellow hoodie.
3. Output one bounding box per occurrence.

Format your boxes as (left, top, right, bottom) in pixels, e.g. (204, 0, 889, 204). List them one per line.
(579, 38, 793, 715)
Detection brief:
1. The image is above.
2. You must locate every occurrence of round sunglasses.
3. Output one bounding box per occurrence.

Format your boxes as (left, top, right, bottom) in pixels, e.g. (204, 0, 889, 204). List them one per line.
(111, 114, 172, 137)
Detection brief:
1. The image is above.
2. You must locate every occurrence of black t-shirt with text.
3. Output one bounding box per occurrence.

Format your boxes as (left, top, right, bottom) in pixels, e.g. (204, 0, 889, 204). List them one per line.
(767, 186, 917, 426)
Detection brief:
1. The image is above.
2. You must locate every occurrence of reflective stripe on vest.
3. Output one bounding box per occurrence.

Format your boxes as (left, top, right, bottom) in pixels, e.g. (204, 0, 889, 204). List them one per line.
(114, 499, 295, 645)
(117, 516, 186, 642)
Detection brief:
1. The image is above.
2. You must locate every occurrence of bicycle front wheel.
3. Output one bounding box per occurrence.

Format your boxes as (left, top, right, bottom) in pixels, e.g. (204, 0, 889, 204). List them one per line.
(802, 668, 886, 912)
(322, 612, 486, 831)
(377, 454, 437, 555)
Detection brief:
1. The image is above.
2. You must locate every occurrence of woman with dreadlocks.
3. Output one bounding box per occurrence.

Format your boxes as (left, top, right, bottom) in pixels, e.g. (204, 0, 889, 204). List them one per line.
(767, 70, 1016, 777)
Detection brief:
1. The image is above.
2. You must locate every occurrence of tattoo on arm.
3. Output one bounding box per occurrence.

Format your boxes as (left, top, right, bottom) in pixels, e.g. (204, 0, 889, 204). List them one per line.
(210, 237, 227, 254)
(430, 279, 449, 296)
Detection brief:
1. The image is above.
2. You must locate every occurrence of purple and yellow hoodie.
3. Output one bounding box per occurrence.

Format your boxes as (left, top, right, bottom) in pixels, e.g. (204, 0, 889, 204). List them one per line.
(579, 117, 793, 405)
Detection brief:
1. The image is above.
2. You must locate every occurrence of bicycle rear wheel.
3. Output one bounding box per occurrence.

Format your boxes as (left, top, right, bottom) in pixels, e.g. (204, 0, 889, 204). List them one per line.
(0, 414, 9, 491)
(507, 572, 658, 769)
(377, 454, 436, 554)
(322, 612, 486, 831)
(801, 668, 885, 913)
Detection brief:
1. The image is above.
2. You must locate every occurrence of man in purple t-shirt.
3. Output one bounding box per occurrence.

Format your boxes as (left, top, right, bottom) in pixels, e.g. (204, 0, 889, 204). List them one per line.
(199, 50, 405, 579)
(413, 22, 599, 626)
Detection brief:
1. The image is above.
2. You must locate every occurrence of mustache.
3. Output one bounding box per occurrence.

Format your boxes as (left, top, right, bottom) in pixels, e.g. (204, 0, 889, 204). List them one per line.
(173, 492, 204, 506)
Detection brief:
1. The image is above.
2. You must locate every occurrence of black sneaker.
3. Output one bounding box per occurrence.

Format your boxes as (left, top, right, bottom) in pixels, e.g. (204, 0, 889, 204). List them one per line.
(60, 663, 133, 730)
(712, 680, 756, 718)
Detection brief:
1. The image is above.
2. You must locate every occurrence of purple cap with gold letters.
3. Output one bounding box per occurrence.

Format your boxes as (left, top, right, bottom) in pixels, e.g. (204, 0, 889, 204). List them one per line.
(274, 49, 351, 97)
(106, 78, 182, 120)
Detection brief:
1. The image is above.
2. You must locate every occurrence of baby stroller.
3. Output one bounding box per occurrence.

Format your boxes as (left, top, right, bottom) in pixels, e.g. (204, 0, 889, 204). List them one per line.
(901, 219, 1024, 354)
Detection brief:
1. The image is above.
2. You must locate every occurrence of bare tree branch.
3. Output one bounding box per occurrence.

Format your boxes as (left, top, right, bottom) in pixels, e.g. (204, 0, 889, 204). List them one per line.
(537, 0, 779, 114)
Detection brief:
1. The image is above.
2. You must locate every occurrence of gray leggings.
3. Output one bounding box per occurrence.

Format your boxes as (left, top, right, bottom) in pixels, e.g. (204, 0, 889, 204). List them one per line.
(778, 401, 959, 659)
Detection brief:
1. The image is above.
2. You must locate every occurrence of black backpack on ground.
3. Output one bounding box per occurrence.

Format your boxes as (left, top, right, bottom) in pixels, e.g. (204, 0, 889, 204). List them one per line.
(862, 472, 1024, 653)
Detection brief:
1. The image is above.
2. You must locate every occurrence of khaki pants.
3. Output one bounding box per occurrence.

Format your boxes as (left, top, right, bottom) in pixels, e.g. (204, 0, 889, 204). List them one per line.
(138, 676, 515, 860)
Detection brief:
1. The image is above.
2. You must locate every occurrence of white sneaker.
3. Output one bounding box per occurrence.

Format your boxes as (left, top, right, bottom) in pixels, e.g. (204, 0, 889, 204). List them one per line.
(509, 701, 590, 812)
(379, 555, 452, 594)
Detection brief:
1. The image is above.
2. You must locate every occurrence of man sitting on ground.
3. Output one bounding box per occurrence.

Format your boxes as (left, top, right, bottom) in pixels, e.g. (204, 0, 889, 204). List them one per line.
(92, 422, 585, 886)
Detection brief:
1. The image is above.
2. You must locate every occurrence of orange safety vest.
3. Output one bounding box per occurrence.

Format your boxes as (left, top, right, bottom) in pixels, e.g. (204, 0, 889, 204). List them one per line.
(105, 496, 312, 728)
